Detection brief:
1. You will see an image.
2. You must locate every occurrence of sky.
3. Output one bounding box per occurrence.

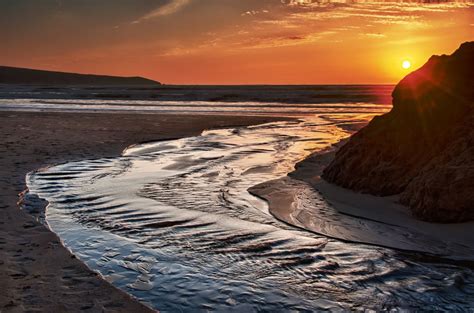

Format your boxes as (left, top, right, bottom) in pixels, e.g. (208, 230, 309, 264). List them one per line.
(0, 0, 473, 84)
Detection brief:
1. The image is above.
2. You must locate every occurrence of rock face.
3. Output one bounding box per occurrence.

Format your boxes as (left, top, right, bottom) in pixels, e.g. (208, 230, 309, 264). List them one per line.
(0, 66, 160, 86)
(322, 42, 474, 223)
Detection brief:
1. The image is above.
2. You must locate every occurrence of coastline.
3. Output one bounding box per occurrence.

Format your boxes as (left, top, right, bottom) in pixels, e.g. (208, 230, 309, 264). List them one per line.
(250, 122, 474, 261)
(0, 111, 288, 312)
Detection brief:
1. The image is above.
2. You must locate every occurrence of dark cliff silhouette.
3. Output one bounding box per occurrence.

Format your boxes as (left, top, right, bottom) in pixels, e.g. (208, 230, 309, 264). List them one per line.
(323, 42, 474, 223)
(0, 66, 160, 86)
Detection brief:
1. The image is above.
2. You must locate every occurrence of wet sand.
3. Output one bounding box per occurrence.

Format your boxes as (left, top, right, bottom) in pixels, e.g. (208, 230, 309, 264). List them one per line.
(0, 111, 286, 312)
(251, 137, 474, 260)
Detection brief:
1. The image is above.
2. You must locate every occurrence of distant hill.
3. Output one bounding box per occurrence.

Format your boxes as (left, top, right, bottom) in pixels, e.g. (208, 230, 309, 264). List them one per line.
(0, 66, 160, 86)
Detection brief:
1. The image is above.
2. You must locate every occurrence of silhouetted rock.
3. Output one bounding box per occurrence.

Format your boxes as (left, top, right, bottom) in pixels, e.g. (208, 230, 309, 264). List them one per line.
(323, 42, 474, 223)
(0, 66, 160, 86)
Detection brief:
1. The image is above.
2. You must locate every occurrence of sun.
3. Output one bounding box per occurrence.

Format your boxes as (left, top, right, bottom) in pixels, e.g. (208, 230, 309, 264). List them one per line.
(402, 60, 412, 69)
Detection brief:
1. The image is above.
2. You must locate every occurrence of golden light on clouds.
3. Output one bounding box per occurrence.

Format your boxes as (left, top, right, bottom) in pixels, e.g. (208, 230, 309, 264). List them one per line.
(0, 0, 473, 84)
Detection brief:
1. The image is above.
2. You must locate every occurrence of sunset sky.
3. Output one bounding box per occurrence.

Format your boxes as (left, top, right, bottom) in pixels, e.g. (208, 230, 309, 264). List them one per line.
(1, 0, 473, 84)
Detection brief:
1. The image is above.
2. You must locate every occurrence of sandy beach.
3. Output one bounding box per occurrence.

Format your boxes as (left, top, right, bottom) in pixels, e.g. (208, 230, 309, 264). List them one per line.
(0, 111, 285, 312)
(250, 138, 474, 261)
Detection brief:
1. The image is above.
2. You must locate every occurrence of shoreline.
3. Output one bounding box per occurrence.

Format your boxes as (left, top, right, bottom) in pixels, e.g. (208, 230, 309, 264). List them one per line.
(250, 129, 474, 261)
(0, 111, 289, 312)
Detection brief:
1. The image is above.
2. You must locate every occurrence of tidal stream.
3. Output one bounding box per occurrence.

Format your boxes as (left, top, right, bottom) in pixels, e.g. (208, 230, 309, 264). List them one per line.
(26, 114, 474, 311)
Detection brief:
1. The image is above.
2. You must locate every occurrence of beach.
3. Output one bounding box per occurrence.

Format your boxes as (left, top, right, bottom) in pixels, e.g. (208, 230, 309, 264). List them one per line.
(1, 85, 473, 311)
(2, 1, 473, 310)
(250, 142, 474, 260)
(0, 111, 283, 312)
(20, 108, 474, 311)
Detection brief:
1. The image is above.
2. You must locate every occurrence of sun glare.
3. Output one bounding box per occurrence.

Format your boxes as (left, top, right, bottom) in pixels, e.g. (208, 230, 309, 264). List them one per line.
(402, 60, 412, 69)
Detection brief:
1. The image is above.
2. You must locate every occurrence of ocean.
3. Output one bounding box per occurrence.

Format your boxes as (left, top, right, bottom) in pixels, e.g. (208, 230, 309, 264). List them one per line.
(0, 84, 392, 116)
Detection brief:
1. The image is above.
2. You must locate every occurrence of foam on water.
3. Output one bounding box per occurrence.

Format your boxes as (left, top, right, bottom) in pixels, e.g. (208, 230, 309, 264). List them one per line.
(0, 98, 392, 116)
(0, 84, 394, 116)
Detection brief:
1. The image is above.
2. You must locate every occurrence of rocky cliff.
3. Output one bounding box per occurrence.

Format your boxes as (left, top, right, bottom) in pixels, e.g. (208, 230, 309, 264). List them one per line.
(322, 42, 474, 223)
(0, 66, 160, 86)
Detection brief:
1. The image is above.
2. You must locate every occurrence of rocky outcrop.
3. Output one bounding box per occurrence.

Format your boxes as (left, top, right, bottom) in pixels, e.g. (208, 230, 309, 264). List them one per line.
(322, 42, 474, 223)
(0, 66, 160, 86)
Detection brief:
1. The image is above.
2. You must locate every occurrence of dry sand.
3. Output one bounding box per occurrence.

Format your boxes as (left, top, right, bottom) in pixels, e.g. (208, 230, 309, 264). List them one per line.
(0, 111, 285, 312)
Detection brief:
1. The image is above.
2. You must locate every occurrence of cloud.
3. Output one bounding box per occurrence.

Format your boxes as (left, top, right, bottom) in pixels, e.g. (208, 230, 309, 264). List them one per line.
(266, 1, 474, 29)
(220, 1, 474, 51)
(130, 0, 473, 57)
(241, 10, 269, 17)
(282, 0, 321, 6)
(134, 0, 191, 23)
(365, 32, 386, 38)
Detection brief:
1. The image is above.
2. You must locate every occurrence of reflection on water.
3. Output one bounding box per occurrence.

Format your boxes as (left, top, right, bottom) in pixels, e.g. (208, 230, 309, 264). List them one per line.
(0, 84, 394, 116)
(26, 111, 474, 311)
(0, 98, 392, 116)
